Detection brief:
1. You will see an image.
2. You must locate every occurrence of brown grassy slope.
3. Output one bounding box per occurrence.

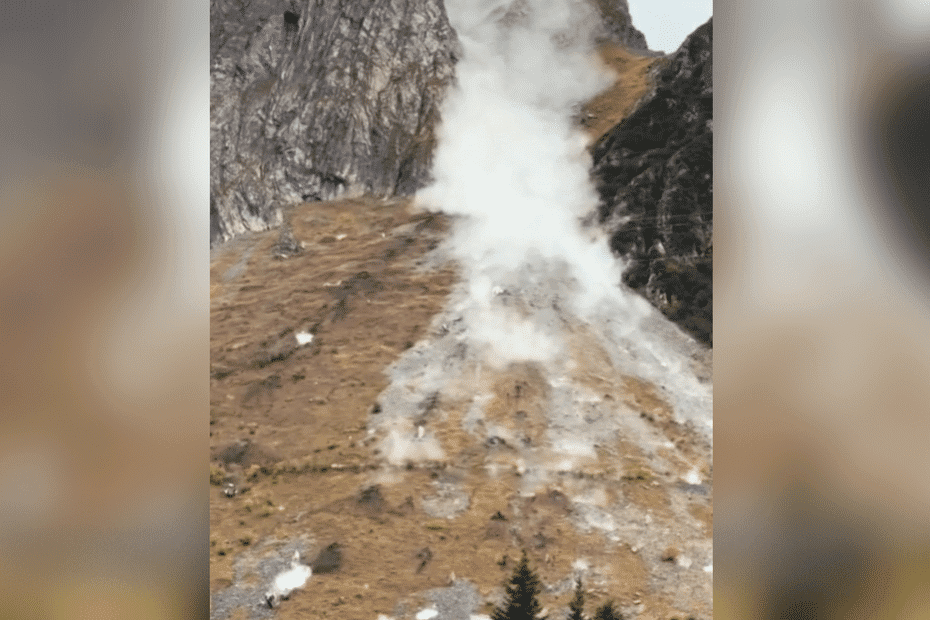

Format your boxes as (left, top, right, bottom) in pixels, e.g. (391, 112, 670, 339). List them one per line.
(209, 197, 708, 620)
(209, 43, 709, 619)
(581, 43, 664, 143)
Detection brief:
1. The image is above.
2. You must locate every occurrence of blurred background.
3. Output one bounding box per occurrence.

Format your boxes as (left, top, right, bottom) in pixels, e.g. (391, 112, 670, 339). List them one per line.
(715, 0, 930, 617)
(0, 0, 208, 617)
(1, 0, 929, 617)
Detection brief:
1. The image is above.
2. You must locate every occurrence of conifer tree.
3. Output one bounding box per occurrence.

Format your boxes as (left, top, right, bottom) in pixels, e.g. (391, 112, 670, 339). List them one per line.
(593, 600, 623, 620)
(567, 578, 586, 620)
(492, 550, 547, 620)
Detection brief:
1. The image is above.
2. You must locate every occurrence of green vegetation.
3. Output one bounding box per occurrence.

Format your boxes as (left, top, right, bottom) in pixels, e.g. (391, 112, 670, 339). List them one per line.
(492, 550, 547, 620)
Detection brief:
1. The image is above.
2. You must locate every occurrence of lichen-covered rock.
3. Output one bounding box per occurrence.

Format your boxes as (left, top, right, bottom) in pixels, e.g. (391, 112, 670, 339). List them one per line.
(591, 18, 712, 344)
(210, 0, 459, 244)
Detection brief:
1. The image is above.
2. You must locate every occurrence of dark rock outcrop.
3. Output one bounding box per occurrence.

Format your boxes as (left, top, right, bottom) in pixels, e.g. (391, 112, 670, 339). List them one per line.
(210, 0, 459, 244)
(591, 18, 712, 345)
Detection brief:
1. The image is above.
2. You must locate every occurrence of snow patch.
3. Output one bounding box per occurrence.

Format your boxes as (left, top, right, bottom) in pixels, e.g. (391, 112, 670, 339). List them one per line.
(264, 551, 312, 607)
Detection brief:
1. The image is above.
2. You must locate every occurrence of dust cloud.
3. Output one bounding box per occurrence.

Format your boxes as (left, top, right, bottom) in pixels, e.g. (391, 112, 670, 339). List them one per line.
(417, 0, 649, 367)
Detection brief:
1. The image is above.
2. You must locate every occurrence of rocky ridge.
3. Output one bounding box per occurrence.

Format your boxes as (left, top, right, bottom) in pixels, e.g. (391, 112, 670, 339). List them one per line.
(590, 0, 649, 51)
(591, 18, 713, 345)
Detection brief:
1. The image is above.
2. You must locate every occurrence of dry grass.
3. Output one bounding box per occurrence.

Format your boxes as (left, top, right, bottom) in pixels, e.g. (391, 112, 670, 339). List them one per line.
(210, 166, 710, 617)
(582, 43, 664, 142)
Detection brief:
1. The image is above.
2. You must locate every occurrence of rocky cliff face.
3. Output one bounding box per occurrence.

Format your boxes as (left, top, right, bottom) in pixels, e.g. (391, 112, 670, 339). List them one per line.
(210, 0, 653, 246)
(591, 0, 648, 51)
(591, 19, 713, 344)
(210, 0, 460, 244)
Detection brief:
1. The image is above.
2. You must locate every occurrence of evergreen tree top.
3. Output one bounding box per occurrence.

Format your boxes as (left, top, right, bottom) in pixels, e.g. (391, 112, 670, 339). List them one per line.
(593, 600, 623, 620)
(567, 578, 586, 620)
(491, 550, 547, 620)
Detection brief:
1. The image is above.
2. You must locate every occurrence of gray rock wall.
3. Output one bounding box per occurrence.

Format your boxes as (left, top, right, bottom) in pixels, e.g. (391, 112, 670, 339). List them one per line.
(210, 0, 657, 246)
(211, 0, 459, 244)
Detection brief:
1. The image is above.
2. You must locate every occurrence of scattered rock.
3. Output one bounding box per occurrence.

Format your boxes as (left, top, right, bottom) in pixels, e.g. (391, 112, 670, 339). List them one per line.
(357, 485, 387, 517)
(270, 224, 304, 259)
(662, 546, 680, 562)
(241, 373, 283, 407)
(264, 550, 312, 608)
(422, 482, 470, 519)
(415, 547, 433, 573)
(310, 542, 343, 574)
(251, 331, 300, 368)
(212, 438, 278, 469)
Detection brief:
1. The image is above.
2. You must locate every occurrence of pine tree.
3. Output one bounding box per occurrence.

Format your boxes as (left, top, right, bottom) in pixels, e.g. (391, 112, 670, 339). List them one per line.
(593, 600, 623, 620)
(567, 578, 586, 620)
(492, 550, 547, 620)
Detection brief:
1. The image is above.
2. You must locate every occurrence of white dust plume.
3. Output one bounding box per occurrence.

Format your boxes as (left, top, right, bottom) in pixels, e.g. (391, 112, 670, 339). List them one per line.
(417, 0, 649, 366)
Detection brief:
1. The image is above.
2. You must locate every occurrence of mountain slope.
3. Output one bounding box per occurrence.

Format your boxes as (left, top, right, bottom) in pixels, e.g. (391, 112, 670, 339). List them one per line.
(591, 19, 713, 345)
(210, 197, 712, 620)
(210, 6, 713, 620)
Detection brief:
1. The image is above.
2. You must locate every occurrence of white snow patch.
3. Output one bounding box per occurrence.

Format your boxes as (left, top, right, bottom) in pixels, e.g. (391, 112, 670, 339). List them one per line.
(416, 609, 439, 620)
(295, 331, 314, 346)
(551, 437, 596, 458)
(264, 551, 312, 607)
(683, 468, 702, 485)
(703, 564, 713, 573)
(572, 558, 590, 572)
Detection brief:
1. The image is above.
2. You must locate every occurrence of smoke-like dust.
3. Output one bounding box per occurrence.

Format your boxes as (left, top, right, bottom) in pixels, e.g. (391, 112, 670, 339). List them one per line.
(375, 0, 712, 482)
(416, 0, 646, 366)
